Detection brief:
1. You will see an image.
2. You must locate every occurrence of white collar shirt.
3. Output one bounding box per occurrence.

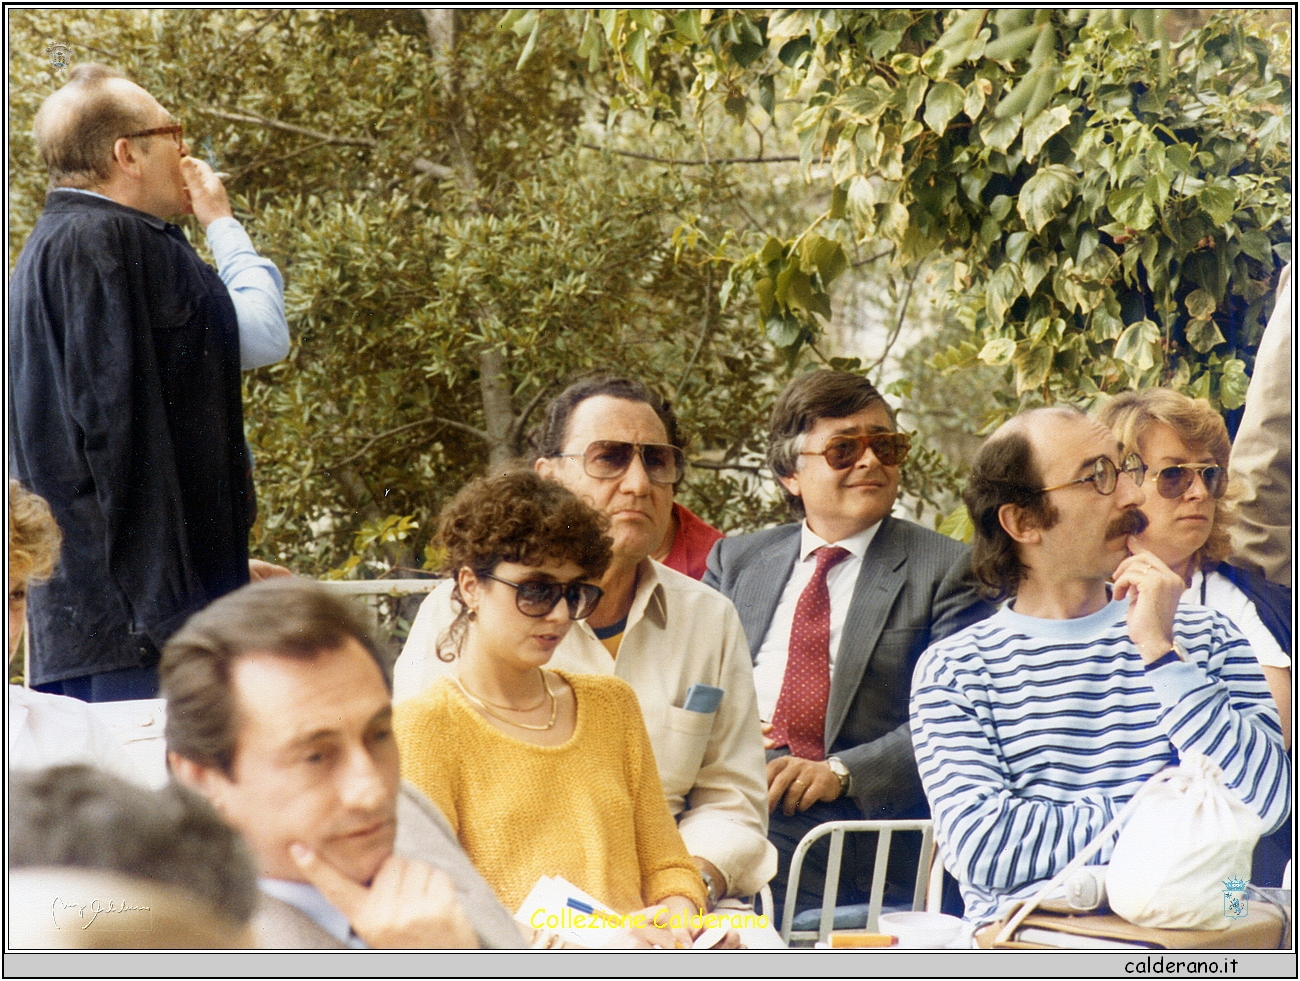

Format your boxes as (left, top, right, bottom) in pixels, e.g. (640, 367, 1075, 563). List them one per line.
(752, 519, 882, 722)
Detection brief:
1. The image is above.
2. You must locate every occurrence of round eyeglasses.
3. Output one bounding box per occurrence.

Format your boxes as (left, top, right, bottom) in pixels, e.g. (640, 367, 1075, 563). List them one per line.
(479, 573, 603, 620)
(1151, 463, 1227, 500)
(800, 432, 911, 470)
(553, 440, 686, 485)
(1039, 452, 1147, 496)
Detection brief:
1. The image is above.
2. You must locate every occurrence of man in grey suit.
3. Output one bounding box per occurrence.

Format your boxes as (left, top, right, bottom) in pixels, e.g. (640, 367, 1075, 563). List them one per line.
(162, 578, 524, 948)
(705, 370, 991, 921)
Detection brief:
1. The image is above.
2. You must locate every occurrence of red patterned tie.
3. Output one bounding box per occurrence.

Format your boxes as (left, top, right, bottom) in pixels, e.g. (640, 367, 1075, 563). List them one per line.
(768, 545, 850, 761)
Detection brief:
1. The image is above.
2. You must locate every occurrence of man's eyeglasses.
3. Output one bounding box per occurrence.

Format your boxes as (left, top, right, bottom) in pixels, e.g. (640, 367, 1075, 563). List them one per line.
(480, 573, 604, 620)
(1040, 453, 1147, 496)
(553, 441, 686, 485)
(1151, 463, 1227, 500)
(800, 432, 911, 471)
(122, 123, 184, 148)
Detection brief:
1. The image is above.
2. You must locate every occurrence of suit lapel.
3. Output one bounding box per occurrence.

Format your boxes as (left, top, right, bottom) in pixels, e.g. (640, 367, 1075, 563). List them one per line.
(733, 526, 800, 659)
(826, 515, 907, 746)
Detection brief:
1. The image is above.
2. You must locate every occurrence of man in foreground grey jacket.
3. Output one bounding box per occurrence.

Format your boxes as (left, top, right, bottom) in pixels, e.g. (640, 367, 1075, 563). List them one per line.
(162, 578, 523, 948)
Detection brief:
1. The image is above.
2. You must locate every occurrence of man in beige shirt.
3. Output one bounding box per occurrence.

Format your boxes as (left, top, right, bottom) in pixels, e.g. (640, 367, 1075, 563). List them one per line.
(396, 376, 776, 908)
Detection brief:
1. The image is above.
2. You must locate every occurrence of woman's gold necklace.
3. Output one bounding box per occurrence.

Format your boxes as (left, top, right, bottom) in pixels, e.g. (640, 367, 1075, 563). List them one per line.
(454, 669, 557, 731)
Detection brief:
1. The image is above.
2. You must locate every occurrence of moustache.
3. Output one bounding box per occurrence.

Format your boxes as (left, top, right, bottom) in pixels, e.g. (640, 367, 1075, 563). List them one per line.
(1106, 509, 1148, 539)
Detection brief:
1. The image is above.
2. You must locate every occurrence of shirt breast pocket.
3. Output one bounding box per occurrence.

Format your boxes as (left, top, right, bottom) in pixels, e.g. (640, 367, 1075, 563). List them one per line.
(657, 704, 716, 797)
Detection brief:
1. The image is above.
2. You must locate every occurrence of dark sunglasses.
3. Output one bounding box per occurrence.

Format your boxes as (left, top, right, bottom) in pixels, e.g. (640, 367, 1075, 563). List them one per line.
(554, 440, 686, 485)
(800, 432, 911, 470)
(480, 573, 603, 620)
(1040, 452, 1147, 496)
(122, 123, 185, 148)
(1152, 464, 1227, 500)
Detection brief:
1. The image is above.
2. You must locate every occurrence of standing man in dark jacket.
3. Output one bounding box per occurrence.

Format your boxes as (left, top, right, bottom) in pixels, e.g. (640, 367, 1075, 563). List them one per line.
(9, 63, 290, 701)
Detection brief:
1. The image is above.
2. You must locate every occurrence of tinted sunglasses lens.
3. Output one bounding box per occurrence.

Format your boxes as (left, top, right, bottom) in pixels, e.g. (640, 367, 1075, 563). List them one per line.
(583, 441, 635, 479)
(822, 437, 863, 470)
(870, 434, 910, 466)
(1203, 466, 1227, 498)
(565, 583, 603, 620)
(513, 581, 564, 617)
(1156, 467, 1192, 499)
(641, 445, 683, 484)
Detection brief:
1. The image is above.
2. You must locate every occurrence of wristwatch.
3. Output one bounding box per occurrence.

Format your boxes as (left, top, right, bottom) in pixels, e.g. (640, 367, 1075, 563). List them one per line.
(827, 756, 851, 798)
(700, 869, 722, 909)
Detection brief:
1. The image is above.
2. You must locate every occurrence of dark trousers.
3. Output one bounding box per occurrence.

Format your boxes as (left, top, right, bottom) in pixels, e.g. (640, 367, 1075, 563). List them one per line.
(33, 664, 159, 702)
(767, 796, 922, 929)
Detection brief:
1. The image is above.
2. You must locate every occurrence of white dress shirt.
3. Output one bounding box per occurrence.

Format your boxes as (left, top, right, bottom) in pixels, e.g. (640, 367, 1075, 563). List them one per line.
(752, 519, 882, 722)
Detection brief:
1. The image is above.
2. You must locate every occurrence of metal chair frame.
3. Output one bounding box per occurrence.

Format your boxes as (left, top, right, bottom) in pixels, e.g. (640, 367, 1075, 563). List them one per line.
(780, 818, 938, 946)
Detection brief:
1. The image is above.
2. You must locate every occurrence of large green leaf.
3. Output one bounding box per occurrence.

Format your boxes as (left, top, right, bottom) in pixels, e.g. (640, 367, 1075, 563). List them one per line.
(1022, 105, 1070, 163)
(1219, 358, 1250, 410)
(1185, 317, 1226, 353)
(1018, 165, 1078, 234)
(986, 262, 1024, 329)
(923, 81, 965, 136)
(1113, 319, 1161, 371)
(1014, 343, 1055, 394)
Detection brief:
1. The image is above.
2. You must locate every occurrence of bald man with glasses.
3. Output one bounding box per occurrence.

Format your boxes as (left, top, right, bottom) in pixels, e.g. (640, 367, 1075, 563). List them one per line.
(910, 405, 1289, 928)
(396, 376, 777, 922)
(10, 63, 289, 702)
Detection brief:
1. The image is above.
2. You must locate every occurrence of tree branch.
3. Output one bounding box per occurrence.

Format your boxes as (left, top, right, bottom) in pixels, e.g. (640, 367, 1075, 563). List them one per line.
(676, 265, 713, 398)
(852, 245, 896, 267)
(227, 138, 335, 184)
(580, 143, 801, 166)
(324, 414, 489, 472)
(413, 157, 457, 180)
(195, 105, 378, 147)
(226, 9, 280, 60)
(868, 261, 923, 378)
(689, 459, 769, 475)
(507, 381, 559, 456)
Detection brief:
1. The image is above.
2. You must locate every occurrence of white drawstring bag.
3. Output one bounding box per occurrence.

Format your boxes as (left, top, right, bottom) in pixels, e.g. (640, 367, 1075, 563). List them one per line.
(1106, 753, 1265, 930)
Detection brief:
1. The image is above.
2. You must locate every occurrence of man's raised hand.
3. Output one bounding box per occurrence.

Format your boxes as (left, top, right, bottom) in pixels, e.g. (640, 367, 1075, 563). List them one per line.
(290, 843, 479, 949)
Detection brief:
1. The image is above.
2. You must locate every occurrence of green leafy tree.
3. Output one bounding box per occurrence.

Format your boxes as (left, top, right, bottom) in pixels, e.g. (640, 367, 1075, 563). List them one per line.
(8, 9, 791, 579)
(531, 9, 1291, 433)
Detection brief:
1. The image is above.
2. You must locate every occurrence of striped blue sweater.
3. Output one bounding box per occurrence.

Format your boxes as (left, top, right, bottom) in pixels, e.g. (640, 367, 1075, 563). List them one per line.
(910, 598, 1290, 926)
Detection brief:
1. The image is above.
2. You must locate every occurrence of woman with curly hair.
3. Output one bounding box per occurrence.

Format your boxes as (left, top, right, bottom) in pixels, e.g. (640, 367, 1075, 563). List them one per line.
(393, 468, 712, 948)
(1098, 390, 1291, 749)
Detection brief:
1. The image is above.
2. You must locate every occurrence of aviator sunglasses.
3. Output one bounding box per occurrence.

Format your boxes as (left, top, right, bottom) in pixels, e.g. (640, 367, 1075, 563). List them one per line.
(1150, 463, 1227, 500)
(800, 432, 912, 470)
(553, 440, 686, 485)
(479, 573, 604, 620)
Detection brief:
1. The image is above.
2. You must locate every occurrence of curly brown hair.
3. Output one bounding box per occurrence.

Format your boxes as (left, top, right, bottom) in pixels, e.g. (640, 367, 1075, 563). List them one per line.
(436, 467, 613, 660)
(9, 480, 62, 590)
(1095, 389, 1235, 571)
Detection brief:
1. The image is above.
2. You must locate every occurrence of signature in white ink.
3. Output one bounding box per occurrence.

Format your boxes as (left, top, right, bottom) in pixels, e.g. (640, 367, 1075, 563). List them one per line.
(51, 896, 152, 930)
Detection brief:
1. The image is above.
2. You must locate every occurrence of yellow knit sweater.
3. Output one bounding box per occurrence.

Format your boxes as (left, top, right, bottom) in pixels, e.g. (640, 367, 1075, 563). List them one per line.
(395, 670, 708, 916)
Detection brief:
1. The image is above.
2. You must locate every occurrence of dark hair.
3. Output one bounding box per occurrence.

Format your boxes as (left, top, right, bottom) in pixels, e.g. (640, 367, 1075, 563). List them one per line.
(33, 63, 153, 189)
(436, 467, 613, 660)
(534, 374, 683, 459)
(1095, 388, 1234, 571)
(963, 411, 1077, 601)
(8, 764, 259, 926)
(766, 370, 896, 518)
(160, 578, 388, 776)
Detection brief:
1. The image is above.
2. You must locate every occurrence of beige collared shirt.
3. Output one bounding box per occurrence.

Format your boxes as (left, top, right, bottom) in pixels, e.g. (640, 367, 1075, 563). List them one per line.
(394, 558, 776, 898)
